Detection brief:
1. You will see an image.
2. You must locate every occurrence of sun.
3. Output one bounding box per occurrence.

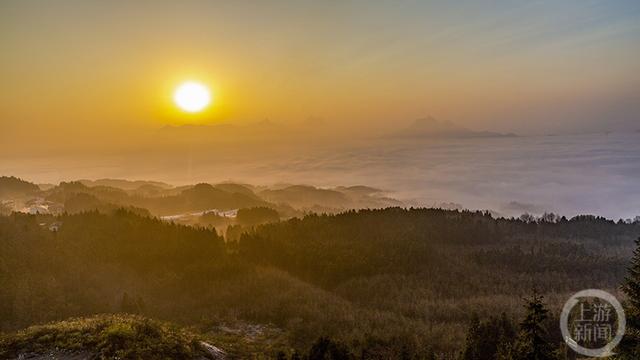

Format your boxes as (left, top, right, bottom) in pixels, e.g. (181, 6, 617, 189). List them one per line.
(173, 81, 212, 113)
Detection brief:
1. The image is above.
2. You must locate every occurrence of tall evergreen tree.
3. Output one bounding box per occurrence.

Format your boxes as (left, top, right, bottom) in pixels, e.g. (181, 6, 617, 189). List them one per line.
(505, 291, 556, 360)
(461, 313, 515, 360)
(461, 315, 481, 359)
(307, 337, 354, 360)
(619, 237, 640, 357)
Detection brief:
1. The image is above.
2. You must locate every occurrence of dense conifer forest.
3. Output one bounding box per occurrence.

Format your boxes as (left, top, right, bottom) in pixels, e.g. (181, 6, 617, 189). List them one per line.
(1, 205, 639, 358)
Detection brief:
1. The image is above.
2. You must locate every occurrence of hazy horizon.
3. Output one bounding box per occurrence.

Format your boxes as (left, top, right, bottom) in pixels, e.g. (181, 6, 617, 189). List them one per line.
(3, 131, 639, 220)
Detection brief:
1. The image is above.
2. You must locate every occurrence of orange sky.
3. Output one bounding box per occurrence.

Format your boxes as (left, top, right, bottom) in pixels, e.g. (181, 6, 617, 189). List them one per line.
(1, 0, 639, 146)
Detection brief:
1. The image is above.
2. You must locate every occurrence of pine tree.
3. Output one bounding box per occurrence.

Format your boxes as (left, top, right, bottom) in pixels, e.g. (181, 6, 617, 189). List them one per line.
(508, 290, 556, 360)
(307, 337, 354, 360)
(461, 315, 481, 359)
(619, 237, 640, 357)
(461, 313, 516, 360)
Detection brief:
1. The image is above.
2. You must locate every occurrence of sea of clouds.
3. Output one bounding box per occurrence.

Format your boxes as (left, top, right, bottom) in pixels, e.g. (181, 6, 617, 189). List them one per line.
(3, 132, 639, 220)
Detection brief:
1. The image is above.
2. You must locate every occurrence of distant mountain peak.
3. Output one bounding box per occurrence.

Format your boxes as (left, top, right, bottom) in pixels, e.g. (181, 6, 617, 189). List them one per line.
(394, 117, 516, 139)
(408, 116, 463, 132)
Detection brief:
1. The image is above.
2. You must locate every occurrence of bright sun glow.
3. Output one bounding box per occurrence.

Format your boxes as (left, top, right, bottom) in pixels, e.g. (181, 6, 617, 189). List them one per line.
(173, 81, 211, 113)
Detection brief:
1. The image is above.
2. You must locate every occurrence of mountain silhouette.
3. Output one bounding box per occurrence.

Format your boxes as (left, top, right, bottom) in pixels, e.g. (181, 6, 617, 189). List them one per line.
(393, 116, 516, 139)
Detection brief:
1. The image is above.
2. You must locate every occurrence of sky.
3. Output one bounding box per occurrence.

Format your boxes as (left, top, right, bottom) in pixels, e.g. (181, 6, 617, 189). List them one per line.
(1, 0, 639, 144)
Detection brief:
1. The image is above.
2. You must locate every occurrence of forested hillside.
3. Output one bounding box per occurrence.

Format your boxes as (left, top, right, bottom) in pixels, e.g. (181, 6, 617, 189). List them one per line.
(0, 176, 402, 219)
(1, 208, 638, 358)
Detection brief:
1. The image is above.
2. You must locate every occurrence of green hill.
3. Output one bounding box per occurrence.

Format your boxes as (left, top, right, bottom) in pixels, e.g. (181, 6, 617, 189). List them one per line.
(0, 314, 219, 359)
(0, 176, 40, 198)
